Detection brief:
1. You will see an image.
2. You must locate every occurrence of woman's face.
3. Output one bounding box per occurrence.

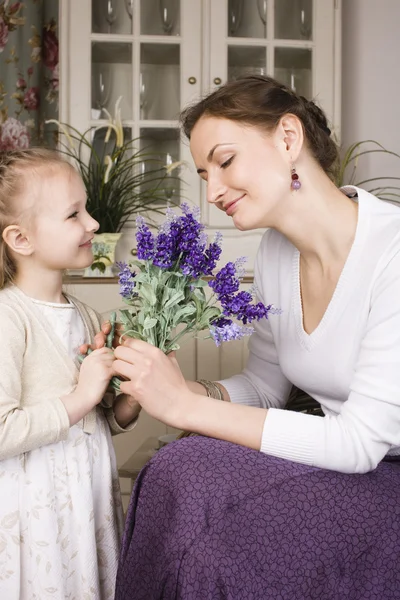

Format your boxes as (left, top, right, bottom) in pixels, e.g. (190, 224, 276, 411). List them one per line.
(190, 116, 291, 230)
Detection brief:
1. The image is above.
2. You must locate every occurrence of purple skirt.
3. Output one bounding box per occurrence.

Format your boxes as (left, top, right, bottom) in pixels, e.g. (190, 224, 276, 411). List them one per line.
(115, 436, 400, 600)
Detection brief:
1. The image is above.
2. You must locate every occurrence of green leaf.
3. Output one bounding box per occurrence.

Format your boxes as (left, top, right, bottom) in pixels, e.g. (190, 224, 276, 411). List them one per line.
(164, 290, 185, 309)
(172, 305, 196, 327)
(133, 272, 150, 284)
(199, 306, 221, 327)
(190, 279, 208, 288)
(143, 317, 158, 330)
(138, 283, 157, 306)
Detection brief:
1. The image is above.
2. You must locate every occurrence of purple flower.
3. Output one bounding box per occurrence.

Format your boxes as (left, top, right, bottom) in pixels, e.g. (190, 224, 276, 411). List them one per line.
(208, 262, 241, 297)
(117, 262, 137, 298)
(202, 233, 223, 275)
(210, 322, 254, 347)
(136, 216, 155, 260)
(180, 246, 207, 278)
(220, 290, 271, 324)
(153, 231, 178, 268)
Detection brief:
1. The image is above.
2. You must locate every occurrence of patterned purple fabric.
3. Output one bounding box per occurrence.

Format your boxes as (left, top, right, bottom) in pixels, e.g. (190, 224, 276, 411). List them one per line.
(115, 436, 400, 600)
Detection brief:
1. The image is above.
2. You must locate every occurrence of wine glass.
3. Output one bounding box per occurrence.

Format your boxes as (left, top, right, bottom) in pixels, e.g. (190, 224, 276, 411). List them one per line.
(92, 65, 112, 116)
(124, 0, 133, 19)
(257, 0, 267, 26)
(104, 0, 118, 33)
(289, 69, 297, 93)
(139, 70, 153, 119)
(298, 0, 312, 39)
(163, 152, 177, 204)
(158, 0, 178, 35)
(228, 0, 243, 36)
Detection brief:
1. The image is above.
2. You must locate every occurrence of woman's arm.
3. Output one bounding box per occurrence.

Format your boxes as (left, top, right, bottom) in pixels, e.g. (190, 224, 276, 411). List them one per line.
(113, 340, 267, 450)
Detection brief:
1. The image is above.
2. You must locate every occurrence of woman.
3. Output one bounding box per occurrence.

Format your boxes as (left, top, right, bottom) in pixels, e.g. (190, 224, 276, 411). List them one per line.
(109, 75, 400, 599)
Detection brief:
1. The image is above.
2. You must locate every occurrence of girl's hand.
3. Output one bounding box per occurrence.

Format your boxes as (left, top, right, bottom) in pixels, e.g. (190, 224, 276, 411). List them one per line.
(113, 340, 195, 429)
(76, 347, 116, 407)
(79, 321, 123, 355)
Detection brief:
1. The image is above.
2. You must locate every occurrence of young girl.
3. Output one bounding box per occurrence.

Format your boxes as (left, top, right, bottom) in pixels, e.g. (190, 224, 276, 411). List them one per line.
(0, 148, 140, 599)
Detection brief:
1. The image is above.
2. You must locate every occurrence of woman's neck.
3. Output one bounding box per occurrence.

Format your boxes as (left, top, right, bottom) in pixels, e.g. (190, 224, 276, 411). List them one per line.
(14, 267, 65, 303)
(274, 170, 359, 270)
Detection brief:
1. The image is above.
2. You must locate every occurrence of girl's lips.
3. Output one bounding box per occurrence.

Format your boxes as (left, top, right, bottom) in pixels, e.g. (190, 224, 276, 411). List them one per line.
(226, 195, 244, 216)
(80, 240, 93, 248)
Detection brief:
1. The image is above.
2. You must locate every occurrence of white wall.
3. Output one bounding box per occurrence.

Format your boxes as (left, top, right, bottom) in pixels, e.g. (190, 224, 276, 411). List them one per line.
(341, 0, 400, 186)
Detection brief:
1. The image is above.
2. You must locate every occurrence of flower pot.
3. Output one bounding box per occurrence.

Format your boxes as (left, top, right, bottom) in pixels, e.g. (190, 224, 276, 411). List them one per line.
(84, 232, 122, 277)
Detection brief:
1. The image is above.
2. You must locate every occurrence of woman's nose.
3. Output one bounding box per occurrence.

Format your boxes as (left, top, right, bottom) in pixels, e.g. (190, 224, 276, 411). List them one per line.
(206, 176, 226, 205)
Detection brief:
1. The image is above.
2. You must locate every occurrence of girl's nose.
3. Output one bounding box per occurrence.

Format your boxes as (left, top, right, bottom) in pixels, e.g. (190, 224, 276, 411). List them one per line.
(88, 215, 99, 233)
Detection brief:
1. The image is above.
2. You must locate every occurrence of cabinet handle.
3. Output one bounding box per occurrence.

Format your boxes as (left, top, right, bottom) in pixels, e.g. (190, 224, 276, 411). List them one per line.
(213, 77, 222, 85)
(188, 76, 197, 85)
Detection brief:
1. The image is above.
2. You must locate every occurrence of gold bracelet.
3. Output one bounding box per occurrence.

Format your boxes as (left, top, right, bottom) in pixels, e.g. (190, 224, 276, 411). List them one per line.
(196, 379, 223, 401)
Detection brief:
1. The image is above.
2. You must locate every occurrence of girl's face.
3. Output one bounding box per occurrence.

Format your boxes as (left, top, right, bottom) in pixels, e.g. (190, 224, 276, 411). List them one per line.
(190, 116, 291, 230)
(28, 168, 99, 272)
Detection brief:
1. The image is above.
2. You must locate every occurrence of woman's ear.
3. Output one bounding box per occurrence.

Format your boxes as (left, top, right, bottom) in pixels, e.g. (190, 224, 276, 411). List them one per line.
(2, 225, 34, 257)
(275, 113, 304, 164)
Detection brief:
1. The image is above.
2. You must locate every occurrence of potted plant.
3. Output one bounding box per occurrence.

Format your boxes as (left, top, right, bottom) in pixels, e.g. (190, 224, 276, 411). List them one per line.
(47, 98, 181, 276)
(337, 139, 400, 203)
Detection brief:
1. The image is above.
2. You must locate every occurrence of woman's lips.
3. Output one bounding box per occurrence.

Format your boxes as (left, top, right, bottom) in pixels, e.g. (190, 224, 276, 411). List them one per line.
(225, 195, 244, 216)
(80, 240, 93, 248)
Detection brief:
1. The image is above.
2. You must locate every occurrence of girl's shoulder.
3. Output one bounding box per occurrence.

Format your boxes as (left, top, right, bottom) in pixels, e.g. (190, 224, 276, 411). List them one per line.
(0, 288, 28, 342)
(0, 286, 26, 316)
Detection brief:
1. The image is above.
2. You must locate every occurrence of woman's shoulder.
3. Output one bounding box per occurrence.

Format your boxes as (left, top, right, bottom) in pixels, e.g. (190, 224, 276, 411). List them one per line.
(352, 186, 400, 220)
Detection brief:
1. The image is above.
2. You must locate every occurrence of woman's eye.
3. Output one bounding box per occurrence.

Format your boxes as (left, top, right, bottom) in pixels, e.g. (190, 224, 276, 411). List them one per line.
(221, 156, 234, 169)
(68, 211, 79, 219)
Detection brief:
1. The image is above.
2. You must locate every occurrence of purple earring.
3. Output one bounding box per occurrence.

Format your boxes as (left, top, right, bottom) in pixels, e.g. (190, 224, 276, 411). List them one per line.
(291, 167, 301, 191)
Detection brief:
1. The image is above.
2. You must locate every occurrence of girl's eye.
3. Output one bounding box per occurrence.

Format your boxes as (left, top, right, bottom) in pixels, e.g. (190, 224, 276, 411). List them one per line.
(221, 156, 234, 169)
(68, 211, 79, 219)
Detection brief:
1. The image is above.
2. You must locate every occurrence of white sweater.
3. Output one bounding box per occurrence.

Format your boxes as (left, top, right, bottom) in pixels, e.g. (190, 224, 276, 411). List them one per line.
(220, 187, 400, 474)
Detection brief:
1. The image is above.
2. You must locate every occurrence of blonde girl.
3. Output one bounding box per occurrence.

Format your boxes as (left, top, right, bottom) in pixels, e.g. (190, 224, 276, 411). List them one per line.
(0, 148, 140, 600)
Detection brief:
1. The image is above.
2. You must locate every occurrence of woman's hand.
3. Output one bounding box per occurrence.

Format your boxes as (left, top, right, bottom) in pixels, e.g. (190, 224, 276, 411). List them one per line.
(113, 339, 195, 429)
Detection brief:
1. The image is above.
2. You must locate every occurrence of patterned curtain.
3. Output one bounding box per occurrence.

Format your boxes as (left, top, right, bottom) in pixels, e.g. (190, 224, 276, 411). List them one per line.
(0, 0, 59, 150)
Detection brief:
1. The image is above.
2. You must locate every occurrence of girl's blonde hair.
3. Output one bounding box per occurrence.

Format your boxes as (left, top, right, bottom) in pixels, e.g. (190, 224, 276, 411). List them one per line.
(0, 148, 74, 290)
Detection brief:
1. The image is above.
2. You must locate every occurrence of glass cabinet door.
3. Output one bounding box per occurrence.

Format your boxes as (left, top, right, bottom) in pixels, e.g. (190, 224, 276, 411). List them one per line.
(210, 0, 316, 97)
(66, 0, 201, 213)
(210, 0, 337, 110)
(208, 0, 338, 235)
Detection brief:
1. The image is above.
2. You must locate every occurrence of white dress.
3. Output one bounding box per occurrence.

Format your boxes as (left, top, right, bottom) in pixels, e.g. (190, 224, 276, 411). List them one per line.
(0, 298, 124, 600)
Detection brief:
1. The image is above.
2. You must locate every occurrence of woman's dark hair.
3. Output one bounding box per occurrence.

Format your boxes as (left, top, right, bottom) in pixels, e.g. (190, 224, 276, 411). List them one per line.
(180, 75, 339, 180)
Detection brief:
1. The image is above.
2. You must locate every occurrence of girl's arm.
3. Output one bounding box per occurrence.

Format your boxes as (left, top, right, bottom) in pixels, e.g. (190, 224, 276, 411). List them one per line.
(107, 393, 141, 430)
(0, 306, 70, 461)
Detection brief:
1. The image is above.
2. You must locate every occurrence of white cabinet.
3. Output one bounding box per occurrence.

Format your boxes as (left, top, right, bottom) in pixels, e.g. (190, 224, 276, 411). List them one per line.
(60, 0, 342, 271)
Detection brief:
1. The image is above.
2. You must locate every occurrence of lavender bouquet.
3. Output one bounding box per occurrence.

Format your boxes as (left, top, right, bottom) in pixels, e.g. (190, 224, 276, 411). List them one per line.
(116, 203, 271, 354)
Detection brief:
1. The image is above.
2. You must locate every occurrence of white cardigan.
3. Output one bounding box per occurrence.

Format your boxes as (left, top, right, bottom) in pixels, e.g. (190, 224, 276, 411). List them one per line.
(0, 285, 135, 461)
(220, 187, 400, 473)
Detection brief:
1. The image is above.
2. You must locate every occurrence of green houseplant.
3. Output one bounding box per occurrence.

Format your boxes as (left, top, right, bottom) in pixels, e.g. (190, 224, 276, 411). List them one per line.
(47, 98, 181, 275)
(337, 139, 400, 203)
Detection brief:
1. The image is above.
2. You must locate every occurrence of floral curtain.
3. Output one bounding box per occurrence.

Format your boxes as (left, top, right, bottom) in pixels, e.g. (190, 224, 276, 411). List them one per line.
(0, 0, 59, 150)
